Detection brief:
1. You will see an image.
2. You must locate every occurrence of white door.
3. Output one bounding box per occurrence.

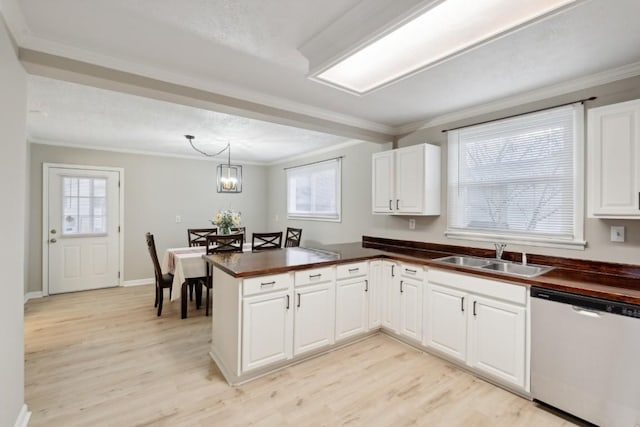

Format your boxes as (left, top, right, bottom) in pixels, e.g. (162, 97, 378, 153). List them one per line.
(242, 291, 293, 373)
(381, 262, 399, 331)
(426, 284, 468, 362)
(47, 166, 120, 294)
(368, 261, 382, 329)
(293, 283, 335, 356)
(399, 277, 423, 341)
(372, 151, 395, 213)
(468, 295, 526, 388)
(395, 145, 424, 213)
(335, 277, 368, 341)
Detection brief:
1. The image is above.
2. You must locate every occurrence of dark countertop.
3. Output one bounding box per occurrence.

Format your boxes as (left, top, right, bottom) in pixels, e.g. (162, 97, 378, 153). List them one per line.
(205, 242, 640, 305)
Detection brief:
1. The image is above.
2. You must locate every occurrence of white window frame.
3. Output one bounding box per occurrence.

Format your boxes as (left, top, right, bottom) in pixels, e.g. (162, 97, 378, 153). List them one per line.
(286, 158, 342, 222)
(445, 104, 585, 250)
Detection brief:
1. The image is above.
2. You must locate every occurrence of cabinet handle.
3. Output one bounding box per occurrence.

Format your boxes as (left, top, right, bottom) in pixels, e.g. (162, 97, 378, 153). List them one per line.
(461, 296, 465, 312)
(309, 274, 322, 279)
(364, 279, 368, 292)
(404, 268, 417, 274)
(297, 293, 301, 308)
(473, 300, 477, 316)
(389, 200, 392, 210)
(391, 265, 395, 277)
(400, 280, 404, 293)
(638, 192, 639, 210)
(261, 281, 276, 287)
(348, 267, 359, 273)
(286, 294, 290, 310)
(396, 199, 399, 210)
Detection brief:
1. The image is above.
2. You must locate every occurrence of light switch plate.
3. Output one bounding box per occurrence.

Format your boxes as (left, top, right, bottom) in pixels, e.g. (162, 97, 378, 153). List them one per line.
(610, 226, 625, 242)
(175, 215, 182, 224)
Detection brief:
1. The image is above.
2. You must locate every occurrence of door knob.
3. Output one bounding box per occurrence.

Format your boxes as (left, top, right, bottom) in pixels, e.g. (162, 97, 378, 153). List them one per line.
(50, 238, 57, 243)
(50, 229, 57, 234)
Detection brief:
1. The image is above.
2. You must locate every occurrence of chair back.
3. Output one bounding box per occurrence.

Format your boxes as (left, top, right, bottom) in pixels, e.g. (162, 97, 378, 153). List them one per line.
(230, 227, 246, 242)
(252, 232, 283, 251)
(285, 227, 302, 247)
(206, 234, 244, 254)
(145, 232, 163, 280)
(188, 228, 218, 246)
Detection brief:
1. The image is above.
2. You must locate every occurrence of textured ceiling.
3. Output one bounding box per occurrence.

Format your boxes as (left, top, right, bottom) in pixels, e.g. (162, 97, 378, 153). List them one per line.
(7, 0, 640, 159)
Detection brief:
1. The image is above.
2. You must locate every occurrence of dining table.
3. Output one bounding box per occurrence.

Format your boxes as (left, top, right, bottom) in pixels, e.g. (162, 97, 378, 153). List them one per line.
(161, 244, 251, 318)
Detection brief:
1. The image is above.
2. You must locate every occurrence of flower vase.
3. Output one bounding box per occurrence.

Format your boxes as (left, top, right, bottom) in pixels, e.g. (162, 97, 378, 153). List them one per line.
(220, 226, 231, 235)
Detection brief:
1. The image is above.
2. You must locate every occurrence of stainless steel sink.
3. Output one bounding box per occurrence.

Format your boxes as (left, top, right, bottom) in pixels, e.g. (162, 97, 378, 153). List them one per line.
(479, 261, 553, 277)
(433, 255, 553, 278)
(433, 255, 492, 267)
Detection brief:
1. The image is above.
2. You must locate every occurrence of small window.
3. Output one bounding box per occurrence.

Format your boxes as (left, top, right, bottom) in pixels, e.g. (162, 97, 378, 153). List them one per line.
(447, 104, 585, 249)
(62, 176, 108, 235)
(287, 158, 341, 221)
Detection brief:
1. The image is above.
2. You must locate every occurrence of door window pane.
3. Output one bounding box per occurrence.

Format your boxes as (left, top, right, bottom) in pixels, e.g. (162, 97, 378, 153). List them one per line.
(61, 177, 108, 235)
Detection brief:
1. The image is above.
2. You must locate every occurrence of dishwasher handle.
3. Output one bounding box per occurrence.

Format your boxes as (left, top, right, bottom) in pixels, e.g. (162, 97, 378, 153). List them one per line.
(571, 306, 602, 318)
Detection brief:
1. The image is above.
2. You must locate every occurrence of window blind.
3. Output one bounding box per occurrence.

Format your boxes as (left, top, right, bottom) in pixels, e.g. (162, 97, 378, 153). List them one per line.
(286, 158, 341, 221)
(447, 104, 584, 245)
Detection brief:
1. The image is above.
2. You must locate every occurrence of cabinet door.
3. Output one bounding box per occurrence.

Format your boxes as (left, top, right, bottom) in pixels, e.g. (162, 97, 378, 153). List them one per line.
(425, 284, 467, 362)
(468, 295, 526, 388)
(294, 283, 335, 356)
(381, 262, 399, 332)
(395, 145, 424, 213)
(242, 291, 293, 373)
(588, 100, 640, 217)
(372, 151, 395, 213)
(399, 277, 423, 341)
(368, 261, 382, 329)
(335, 277, 368, 341)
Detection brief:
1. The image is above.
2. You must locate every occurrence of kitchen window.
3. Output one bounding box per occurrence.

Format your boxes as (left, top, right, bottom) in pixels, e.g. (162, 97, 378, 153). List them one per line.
(446, 103, 585, 249)
(286, 158, 341, 221)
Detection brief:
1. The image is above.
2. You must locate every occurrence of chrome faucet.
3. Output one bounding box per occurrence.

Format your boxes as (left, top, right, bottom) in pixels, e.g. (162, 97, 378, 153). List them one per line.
(494, 243, 507, 260)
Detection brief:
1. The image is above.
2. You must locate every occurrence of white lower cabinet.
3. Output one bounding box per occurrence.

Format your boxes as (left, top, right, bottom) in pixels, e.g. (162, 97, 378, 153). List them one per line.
(381, 261, 399, 331)
(424, 269, 528, 391)
(242, 290, 293, 373)
(368, 261, 383, 329)
(399, 276, 422, 341)
(294, 282, 335, 356)
(335, 276, 369, 341)
(467, 295, 526, 387)
(426, 284, 467, 362)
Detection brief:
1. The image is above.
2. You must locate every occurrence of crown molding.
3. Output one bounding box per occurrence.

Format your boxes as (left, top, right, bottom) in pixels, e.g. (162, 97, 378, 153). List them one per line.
(393, 60, 640, 135)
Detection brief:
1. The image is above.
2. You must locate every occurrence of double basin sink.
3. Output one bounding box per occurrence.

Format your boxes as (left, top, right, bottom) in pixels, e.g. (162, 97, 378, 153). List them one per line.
(433, 255, 553, 278)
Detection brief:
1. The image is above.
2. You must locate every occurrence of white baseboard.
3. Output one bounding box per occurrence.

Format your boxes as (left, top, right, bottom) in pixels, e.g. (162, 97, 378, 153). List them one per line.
(122, 278, 154, 287)
(24, 292, 43, 304)
(14, 404, 31, 427)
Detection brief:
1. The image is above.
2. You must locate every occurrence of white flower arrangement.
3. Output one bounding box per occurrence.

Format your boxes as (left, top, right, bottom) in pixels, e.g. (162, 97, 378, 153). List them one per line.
(212, 209, 241, 233)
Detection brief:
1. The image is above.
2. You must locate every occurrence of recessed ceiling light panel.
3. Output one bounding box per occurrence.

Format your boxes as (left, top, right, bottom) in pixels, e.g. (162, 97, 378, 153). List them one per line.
(312, 0, 579, 95)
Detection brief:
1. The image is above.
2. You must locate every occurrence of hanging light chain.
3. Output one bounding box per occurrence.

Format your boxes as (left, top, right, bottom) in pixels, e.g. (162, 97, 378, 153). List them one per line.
(185, 135, 231, 158)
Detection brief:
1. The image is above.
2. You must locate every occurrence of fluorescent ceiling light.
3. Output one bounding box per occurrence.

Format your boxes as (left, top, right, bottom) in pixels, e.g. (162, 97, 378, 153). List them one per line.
(314, 0, 578, 95)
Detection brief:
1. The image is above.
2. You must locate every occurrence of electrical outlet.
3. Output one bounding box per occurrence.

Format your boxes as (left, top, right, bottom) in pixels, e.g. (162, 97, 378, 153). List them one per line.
(610, 226, 625, 242)
(275, 213, 279, 222)
(175, 215, 182, 224)
(409, 219, 416, 230)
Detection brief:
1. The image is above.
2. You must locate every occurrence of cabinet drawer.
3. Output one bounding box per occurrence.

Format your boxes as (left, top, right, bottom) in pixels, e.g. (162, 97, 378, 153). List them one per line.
(336, 262, 368, 279)
(243, 273, 292, 296)
(294, 267, 334, 287)
(399, 264, 423, 280)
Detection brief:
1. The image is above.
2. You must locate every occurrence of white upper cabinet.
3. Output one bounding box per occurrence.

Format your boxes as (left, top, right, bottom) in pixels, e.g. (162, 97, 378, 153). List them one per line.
(588, 99, 640, 218)
(372, 144, 441, 215)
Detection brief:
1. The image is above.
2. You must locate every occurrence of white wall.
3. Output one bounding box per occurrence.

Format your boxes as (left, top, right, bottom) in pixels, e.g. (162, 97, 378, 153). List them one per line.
(370, 75, 640, 265)
(28, 143, 268, 292)
(267, 141, 389, 246)
(0, 13, 28, 427)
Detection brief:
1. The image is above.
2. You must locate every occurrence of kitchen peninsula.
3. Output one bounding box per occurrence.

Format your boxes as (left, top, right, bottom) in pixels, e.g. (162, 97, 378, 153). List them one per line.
(205, 237, 640, 394)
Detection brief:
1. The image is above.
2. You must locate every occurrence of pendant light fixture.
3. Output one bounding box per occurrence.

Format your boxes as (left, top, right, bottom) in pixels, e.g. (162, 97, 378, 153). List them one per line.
(185, 135, 242, 193)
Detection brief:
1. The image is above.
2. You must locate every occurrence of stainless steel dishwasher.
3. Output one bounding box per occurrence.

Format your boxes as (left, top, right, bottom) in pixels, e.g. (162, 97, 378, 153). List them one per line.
(531, 287, 640, 427)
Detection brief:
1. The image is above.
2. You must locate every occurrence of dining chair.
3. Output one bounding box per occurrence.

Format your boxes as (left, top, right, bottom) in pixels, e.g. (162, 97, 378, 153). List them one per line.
(230, 227, 246, 242)
(145, 232, 173, 316)
(252, 231, 283, 251)
(187, 228, 218, 246)
(202, 234, 244, 316)
(284, 227, 302, 247)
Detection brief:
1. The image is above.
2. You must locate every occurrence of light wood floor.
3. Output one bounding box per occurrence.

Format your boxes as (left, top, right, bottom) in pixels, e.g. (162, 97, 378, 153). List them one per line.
(25, 285, 583, 427)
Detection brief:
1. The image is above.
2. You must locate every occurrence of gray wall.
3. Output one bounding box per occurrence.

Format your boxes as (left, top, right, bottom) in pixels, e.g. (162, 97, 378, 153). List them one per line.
(370, 75, 640, 265)
(0, 14, 27, 427)
(267, 141, 390, 246)
(28, 143, 268, 291)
